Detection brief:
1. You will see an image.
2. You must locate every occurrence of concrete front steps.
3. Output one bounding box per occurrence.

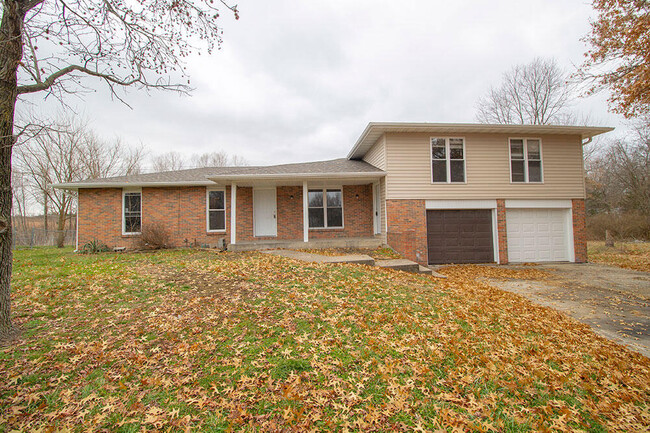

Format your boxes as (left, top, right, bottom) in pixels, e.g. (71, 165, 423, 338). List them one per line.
(263, 250, 445, 277)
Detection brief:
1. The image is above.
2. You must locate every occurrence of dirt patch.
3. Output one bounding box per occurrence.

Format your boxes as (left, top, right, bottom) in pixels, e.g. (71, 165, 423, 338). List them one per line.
(146, 264, 264, 301)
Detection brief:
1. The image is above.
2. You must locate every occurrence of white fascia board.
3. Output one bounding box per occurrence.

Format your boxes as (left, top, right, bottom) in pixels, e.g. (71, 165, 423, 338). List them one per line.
(505, 199, 572, 209)
(207, 172, 386, 181)
(426, 199, 497, 209)
(52, 181, 215, 190)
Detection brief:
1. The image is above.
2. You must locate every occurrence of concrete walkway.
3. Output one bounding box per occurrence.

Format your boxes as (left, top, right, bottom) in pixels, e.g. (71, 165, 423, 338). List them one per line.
(263, 249, 447, 278)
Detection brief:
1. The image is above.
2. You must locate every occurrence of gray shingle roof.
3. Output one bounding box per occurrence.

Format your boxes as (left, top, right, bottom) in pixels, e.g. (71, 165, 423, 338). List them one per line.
(54, 158, 384, 189)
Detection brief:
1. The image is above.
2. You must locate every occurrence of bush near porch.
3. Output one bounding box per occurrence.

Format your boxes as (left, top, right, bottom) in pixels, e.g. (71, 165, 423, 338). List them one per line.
(1, 248, 649, 431)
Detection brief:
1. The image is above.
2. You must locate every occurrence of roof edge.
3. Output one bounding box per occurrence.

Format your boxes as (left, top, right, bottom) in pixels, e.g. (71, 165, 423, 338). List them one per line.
(52, 180, 215, 190)
(347, 122, 615, 159)
(207, 171, 386, 181)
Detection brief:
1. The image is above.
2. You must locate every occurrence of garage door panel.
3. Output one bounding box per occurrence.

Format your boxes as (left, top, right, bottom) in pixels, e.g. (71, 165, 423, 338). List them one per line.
(427, 210, 494, 265)
(506, 208, 570, 263)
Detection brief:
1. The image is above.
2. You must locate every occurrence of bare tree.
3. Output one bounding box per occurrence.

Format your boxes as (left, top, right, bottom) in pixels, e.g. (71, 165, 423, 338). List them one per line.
(10, 170, 29, 234)
(190, 151, 248, 168)
(476, 58, 574, 125)
(82, 134, 146, 179)
(15, 117, 85, 248)
(152, 151, 186, 172)
(0, 0, 238, 339)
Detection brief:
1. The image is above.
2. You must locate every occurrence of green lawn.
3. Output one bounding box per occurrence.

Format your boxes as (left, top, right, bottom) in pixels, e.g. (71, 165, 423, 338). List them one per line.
(1, 248, 649, 431)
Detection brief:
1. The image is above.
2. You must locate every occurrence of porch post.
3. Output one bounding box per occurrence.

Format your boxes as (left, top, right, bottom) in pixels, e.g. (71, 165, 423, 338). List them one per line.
(230, 183, 237, 245)
(302, 181, 308, 242)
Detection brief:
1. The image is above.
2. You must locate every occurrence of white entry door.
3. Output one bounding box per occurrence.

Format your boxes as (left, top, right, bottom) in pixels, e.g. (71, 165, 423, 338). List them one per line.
(253, 188, 277, 237)
(506, 208, 571, 262)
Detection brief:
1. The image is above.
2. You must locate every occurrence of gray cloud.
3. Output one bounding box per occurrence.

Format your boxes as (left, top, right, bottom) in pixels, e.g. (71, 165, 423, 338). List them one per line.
(19, 0, 627, 168)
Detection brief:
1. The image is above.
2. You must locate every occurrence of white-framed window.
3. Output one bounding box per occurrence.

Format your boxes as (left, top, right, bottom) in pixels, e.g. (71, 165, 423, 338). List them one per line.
(207, 188, 226, 232)
(122, 190, 142, 235)
(431, 137, 466, 183)
(510, 138, 543, 183)
(308, 189, 343, 229)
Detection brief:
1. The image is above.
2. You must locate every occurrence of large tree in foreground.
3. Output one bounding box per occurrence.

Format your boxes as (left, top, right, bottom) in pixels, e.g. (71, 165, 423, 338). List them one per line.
(476, 58, 574, 125)
(0, 0, 238, 340)
(579, 0, 649, 118)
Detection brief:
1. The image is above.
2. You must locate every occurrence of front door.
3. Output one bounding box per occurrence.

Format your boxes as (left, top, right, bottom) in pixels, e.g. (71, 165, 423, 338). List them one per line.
(253, 188, 277, 237)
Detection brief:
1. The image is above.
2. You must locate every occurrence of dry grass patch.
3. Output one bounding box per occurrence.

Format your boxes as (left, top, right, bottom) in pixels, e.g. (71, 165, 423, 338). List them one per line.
(588, 241, 650, 272)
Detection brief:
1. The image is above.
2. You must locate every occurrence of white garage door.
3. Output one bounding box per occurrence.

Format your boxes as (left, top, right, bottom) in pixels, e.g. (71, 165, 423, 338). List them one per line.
(506, 208, 571, 262)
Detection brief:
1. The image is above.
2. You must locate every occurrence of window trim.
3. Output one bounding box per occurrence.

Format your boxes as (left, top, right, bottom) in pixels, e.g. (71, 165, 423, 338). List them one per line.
(206, 187, 227, 233)
(430, 137, 467, 184)
(509, 137, 544, 183)
(308, 188, 344, 229)
(122, 188, 142, 236)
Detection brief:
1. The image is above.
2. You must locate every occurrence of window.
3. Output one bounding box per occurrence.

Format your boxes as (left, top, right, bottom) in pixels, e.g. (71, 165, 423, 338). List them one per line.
(207, 189, 226, 232)
(123, 191, 141, 234)
(308, 189, 343, 228)
(431, 138, 465, 183)
(510, 138, 543, 182)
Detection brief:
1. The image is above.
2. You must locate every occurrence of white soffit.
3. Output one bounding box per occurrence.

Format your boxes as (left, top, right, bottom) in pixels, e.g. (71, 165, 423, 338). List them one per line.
(505, 199, 572, 209)
(425, 199, 497, 209)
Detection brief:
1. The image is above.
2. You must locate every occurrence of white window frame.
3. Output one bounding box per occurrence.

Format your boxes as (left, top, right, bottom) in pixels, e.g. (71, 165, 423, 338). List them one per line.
(206, 187, 227, 233)
(122, 188, 142, 236)
(430, 137, 467, 184)
(509, 138, 544, 183)
(308, 188, 344, 229)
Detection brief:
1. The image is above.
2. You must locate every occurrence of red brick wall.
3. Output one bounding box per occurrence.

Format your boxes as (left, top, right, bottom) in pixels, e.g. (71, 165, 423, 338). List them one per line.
(78, 187, 230, 249)
(78, 184, 374, 249)
(572, 198, 587, 263)
(309, 184, 374, 239)
(496, 199, 508, 264)
(386, 199, 427, 264)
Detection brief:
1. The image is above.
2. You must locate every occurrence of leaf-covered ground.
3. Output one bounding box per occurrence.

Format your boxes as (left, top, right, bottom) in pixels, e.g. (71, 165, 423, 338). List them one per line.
(588, 241, 650, 272)
(1, 248, 649, 431)
(294, 247, 403, 260)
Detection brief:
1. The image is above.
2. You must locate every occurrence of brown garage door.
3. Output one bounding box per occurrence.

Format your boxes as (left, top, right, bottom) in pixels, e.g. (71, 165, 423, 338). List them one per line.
(426, 210, 494, 264)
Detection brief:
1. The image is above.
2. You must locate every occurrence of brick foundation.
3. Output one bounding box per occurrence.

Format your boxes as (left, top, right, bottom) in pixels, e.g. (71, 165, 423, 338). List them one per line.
(386, 199, 428, 265)
(496, 199, 508, 264)
(572, 198, 587, 263)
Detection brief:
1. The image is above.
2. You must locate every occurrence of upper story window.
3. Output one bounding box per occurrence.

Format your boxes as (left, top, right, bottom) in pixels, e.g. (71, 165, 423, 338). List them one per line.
(431, 138, 465, 183)
(123, 191, 141, 235)
(308, 189, 343, 228)
(510, 138, 543, 183)
(207, 189, 226, 232)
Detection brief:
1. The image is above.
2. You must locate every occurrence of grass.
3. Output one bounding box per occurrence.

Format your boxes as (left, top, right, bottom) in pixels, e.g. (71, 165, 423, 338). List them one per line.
(588, 241, 650, 272)
(1, 247, 649, 431)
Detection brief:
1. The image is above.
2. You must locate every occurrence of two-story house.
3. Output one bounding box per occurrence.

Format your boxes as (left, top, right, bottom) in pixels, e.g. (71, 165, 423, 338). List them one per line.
(55, 122, 613, 265)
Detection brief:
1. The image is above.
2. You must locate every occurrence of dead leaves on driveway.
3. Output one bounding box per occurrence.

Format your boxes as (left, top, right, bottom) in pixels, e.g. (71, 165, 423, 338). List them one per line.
(1, 249, 649, 431)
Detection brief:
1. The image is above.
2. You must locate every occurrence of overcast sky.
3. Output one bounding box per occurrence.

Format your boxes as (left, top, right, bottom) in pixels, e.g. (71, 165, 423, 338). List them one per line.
(22, 0, 628, 168)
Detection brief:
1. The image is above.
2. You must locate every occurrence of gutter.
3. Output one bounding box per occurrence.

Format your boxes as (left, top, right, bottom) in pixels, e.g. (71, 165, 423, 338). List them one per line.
(52, 180, 216, 190)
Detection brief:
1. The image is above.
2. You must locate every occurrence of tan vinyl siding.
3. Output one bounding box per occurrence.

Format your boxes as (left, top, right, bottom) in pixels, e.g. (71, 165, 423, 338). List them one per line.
(363, 135, 386, 170)
(385, 132, 585, 200)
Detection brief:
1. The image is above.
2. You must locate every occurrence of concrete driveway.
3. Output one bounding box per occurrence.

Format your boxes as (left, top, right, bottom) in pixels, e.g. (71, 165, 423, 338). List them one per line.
(487, 263, 650, 358)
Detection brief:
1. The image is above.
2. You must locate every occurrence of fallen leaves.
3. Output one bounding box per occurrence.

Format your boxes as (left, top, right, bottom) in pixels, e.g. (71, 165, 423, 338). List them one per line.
(1, 248, 649, 431)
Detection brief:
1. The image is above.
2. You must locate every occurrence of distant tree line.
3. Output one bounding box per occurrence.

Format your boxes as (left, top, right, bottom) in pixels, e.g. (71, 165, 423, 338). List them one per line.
(12, 116, 248, 248)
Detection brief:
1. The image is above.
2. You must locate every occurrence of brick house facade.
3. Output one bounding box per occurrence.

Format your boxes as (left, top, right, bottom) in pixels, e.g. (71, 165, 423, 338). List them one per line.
(59, 122, 610, 265)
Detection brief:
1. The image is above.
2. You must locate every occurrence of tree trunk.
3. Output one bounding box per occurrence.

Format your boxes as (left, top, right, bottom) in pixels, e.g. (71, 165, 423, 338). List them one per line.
(43, 192, 48, 236)
(0, 1, 24, 341)
(56, 202, 66, 248)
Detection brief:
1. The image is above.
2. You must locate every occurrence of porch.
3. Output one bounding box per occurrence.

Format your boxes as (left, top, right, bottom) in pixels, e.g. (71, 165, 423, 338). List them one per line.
(208, 167, 386, 248)
(227, 235, 383, 252)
